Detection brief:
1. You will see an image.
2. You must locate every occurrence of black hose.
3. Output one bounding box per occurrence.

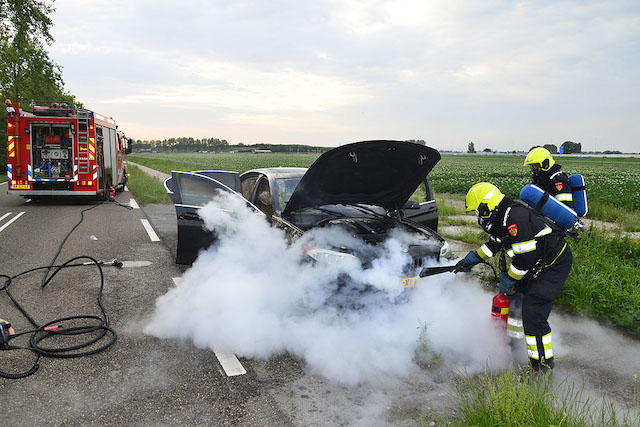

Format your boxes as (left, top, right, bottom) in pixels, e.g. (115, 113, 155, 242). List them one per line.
(41, 202, 104, 287)
(1, 257, 116, 379)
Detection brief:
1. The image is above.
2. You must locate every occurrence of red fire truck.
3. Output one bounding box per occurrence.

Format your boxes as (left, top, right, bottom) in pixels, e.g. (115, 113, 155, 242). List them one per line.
(5, 100, 131, 197)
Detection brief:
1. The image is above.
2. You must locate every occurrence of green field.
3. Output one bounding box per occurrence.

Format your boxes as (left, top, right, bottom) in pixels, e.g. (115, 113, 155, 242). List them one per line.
(129, 152, 640, 212)
(429, 155, 640, 211)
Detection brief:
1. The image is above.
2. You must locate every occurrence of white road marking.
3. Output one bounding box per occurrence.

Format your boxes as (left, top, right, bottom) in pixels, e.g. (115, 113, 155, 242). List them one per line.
(0, 212, 12, 222)
(140, 219, 160, 242)
(0, 212, 25, 233)
(124, 185, 129, 191)
(214, 351, 247, 376)
(171, 276, 247, 377)
(25, 199, 31, 203)
(129, 198, 139, 209)
(121, 261, 152, 268)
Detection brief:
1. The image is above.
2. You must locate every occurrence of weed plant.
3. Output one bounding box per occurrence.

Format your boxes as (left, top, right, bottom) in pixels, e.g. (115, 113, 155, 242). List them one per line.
(448, 366, 640, 426)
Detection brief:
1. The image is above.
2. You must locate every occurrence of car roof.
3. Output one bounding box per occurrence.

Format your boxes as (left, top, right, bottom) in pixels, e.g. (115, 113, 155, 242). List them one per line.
(241, 167, 307, 179)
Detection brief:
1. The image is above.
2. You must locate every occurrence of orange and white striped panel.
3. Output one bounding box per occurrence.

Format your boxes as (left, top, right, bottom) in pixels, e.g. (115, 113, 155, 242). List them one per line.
(8, 135, 15, 157)
(89, 137, 95, 160)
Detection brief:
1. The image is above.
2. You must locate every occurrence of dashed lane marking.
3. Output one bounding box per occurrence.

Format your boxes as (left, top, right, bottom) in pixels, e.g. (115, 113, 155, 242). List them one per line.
(121, 261, 152, 268)
(0, 212, 11, 222)
(140, 219, 160, 242)
(0, 212, 25, 233)
(171, 276, 247, 377)
(214, 351, 248, 376)
(130, 198, 139, 209)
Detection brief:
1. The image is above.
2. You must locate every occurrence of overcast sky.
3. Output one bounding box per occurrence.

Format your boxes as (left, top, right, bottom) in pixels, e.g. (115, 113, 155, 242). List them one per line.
(48, 0, 639, 152)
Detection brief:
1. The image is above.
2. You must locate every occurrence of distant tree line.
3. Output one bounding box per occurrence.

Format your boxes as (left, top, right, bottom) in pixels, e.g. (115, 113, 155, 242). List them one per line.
(132, 137, 331, 153)
(132, 138, 433, 153)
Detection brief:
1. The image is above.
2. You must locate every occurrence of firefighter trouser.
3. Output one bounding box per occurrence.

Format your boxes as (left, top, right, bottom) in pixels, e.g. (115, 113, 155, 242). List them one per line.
(522, 245, 573, 370)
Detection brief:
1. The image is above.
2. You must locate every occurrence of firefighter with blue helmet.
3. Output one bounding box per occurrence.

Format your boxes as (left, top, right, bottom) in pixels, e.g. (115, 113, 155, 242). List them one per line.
(524, 147, 573, 209)
(455, 182, 573, 372)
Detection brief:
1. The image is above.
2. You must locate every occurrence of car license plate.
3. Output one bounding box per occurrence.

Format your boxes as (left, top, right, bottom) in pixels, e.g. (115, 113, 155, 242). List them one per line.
(11, 184, 30, 189)
(402, 276, 417, 288)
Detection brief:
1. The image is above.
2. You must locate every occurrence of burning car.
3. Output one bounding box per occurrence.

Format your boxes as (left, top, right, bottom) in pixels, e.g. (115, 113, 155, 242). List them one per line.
(164, 140, 453, 288)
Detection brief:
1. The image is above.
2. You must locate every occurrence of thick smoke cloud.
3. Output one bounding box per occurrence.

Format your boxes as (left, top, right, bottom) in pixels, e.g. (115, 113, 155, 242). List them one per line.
(145, 192, 510, 384)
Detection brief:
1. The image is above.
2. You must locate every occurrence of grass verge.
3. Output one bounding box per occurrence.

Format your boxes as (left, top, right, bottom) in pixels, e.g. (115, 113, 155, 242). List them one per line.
(588, 203, 640, 232)
(126, 164, 171, 204)
(560, 230, 640, 332)
(0, 173, 6, 183)
(447, 366, 640, 426)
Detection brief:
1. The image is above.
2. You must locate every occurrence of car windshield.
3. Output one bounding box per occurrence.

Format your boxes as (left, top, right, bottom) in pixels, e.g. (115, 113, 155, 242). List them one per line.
(274, 176, 303, 211)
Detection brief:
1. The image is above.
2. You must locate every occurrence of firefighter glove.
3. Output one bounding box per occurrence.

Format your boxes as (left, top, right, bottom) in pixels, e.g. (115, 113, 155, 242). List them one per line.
(455, 251, 481, 273)
(499, 272, 517, 295)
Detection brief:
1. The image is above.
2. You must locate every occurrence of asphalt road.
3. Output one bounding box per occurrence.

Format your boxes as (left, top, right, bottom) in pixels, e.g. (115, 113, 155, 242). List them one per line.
(2, 176, 640, 426)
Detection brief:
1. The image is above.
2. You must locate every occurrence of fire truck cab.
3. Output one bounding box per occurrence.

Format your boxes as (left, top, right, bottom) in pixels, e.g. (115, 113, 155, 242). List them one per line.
(6, 100, 131, 197)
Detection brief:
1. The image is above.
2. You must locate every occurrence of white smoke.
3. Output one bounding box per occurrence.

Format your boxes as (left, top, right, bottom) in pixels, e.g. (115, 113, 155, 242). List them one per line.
(145, 192, 511, 385)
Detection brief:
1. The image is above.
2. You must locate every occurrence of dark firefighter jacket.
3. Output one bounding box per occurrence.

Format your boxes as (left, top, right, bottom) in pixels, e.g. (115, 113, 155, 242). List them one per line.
(475, 198, 567, 282)
(532, 163, 573, 209)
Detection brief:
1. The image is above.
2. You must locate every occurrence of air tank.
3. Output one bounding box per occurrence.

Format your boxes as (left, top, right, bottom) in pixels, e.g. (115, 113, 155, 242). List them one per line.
(520, 184, 578, 230)
(569, 174, 588, 218)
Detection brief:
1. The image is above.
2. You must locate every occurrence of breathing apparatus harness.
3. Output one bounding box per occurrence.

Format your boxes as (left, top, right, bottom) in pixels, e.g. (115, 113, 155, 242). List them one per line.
(488, 198, 568, 281)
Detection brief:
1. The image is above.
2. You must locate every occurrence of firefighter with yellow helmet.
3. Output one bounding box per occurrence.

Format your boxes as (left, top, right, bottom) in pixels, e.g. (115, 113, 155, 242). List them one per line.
(524, 147, 573, 209)
(455, 182, 573, 372)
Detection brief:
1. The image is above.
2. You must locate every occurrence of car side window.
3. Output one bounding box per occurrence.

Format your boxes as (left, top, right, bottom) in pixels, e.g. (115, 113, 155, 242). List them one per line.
(177, 174, 223, 207)
(254, 178, 273, 218)
(409, 178, 435, 204)
(241, 176, 259, 199)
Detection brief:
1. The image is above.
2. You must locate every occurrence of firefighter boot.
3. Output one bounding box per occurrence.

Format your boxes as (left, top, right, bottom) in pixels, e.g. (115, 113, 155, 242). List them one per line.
(526, 332, 554, 372)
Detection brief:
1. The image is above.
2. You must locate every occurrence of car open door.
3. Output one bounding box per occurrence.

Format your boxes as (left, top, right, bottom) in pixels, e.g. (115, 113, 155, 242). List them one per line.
(164, 170, 256, 265)
(401, 177, 439, 231)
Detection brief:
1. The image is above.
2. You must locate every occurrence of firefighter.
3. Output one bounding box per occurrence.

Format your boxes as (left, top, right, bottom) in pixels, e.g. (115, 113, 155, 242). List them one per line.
(455, 182, 573, 372)
(524, 147, 573, 209)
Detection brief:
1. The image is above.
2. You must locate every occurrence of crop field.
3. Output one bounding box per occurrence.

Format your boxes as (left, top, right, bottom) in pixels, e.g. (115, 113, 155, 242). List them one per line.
(129, 152, 640, 212)
(430, 155, 640, 211)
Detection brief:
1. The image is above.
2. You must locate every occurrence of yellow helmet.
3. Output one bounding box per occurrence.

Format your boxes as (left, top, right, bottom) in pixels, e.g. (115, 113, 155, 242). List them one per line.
(465, 182, 505, 218)
(524, 147, 555, 171)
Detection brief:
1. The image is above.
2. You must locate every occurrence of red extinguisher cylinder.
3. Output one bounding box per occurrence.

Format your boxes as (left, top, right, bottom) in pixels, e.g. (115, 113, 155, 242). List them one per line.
(109, 186, 115, 201)
(491, 292, 510, 326)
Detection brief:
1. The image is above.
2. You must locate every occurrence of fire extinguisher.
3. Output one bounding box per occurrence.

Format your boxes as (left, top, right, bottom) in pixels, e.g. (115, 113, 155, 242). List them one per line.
(108, 186, 115, 201)
(491, 292, 510, 327)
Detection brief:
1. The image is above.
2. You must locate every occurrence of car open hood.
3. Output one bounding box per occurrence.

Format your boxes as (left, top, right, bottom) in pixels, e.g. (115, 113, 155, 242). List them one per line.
(283, 140, 441, 215)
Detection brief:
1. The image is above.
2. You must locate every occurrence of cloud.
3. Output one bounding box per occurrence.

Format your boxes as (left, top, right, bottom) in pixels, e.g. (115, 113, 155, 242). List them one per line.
(48, 0, 640, 150)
